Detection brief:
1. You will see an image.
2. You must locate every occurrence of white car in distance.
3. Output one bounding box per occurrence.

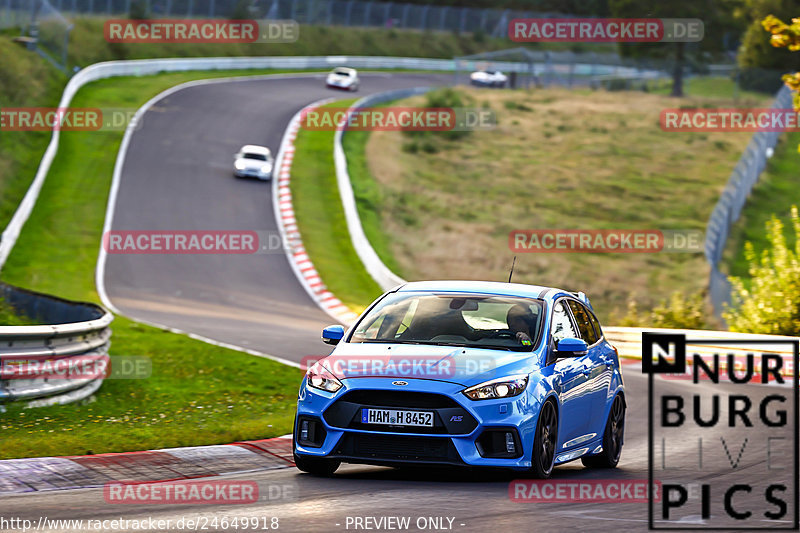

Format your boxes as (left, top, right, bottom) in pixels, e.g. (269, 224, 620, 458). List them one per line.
(470, 70, 509, 88)
(326, 67, 359, 91)
(233, 145, 273, 181)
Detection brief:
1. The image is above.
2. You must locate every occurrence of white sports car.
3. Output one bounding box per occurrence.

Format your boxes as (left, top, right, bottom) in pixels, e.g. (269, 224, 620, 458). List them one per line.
(326, 67, 359, 91)
(233, 145, 272, 181)
(470, 70, 508, 88)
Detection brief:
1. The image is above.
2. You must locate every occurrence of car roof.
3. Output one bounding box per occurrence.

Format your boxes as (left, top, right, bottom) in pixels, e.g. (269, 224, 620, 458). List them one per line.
(332, 67, 356, 73)
(396, 280, 571, 302)
(239, 145, 270, 155)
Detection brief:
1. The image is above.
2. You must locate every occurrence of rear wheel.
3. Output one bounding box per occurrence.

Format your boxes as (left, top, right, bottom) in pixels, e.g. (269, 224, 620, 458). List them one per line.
(530, 400, 558, 479)
(582, 394, 625, 469)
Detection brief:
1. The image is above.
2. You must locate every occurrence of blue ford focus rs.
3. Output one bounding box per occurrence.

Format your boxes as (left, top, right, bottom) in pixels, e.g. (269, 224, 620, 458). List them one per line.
(293, 280, 625, 478)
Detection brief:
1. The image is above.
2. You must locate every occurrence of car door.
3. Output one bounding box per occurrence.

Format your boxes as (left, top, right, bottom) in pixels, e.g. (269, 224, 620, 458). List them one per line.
(566, 299, 613, 438)
(550, 299, 592, 448)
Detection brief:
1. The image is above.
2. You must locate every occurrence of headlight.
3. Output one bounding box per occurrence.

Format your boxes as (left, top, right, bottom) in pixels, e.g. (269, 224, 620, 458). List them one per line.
(260, 164, 272, 174)
(462, 375, 528, 400)
(306, 368, 343, 393)
(234, 160, 245, 170)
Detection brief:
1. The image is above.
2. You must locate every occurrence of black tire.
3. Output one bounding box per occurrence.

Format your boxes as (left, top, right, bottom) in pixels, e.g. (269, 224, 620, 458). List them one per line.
(292, 421, 340, 476)
(530, 400, 558, 479)
(293, 452, 340, 476)
(582, 394, 625, 469)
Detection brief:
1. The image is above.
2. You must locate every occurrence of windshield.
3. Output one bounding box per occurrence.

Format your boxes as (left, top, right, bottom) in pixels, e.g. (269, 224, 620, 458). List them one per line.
(349, 292, 544, 351)
(242, 153, 268, 161)
(333, 69, 351, 76)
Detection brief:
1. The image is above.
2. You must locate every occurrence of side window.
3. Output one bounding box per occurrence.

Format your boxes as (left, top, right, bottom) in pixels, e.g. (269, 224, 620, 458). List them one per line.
(567, 300, 599, 345)
(587, 309, 603, 341)
(551, 301, 578, 343)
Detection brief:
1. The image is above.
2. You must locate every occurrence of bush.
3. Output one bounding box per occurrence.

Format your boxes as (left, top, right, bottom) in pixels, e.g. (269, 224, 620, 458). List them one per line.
(402, 88, 471, 144)
(619, 291, 708, 330)
(229, 0, 252, 20)
(0, 298, 34, 326)
(724, 206, 800, 335)
(128, 0, 149, 20)
(737, 67, 787, 94)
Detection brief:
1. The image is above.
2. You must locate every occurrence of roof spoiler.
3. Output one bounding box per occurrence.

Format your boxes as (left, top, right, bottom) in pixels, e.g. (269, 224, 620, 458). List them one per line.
(569, 291, 593, 311)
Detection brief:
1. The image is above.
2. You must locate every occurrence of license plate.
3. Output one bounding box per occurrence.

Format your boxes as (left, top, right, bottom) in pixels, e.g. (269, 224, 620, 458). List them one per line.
(361, 408, 433, 427)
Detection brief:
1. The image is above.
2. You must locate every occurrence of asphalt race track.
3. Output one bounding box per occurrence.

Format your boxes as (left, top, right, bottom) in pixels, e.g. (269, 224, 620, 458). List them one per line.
(19, 73, 792, 532)
(3, 369, 796, 532)
(101, 72, 450, 362)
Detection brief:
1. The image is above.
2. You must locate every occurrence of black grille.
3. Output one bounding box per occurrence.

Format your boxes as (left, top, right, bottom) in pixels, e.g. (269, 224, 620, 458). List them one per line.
(336, 390, 462, 409)
(333, 433, 463, 465)
(323, 390, 478, 435)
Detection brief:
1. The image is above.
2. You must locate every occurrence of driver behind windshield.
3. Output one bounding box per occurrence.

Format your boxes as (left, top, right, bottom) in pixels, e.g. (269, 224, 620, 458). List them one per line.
(506, 303, 537, 347)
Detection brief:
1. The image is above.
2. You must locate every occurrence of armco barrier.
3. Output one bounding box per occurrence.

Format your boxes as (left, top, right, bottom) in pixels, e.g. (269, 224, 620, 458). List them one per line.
(705, 84, 794, 318)
(0, 283, 113, 408)
(333, 87, 434, 292)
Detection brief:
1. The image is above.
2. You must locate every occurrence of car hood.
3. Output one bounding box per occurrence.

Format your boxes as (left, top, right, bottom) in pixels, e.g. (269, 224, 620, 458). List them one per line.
(316, 342, 541, 387)
(327, 74, 352, 83)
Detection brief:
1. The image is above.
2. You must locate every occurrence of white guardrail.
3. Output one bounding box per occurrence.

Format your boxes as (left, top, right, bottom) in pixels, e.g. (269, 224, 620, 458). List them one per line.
(0, 283, 113, 408)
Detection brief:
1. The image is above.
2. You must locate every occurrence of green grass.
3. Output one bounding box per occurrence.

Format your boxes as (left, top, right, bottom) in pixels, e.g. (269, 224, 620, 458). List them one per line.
(290, 100, 385, 313)
(0, 71, 307, 459)
(0, 299, 35, 326)
(0, 37, 66, 235)
(345, 85, 772, 322)
(649, 76, 770, 100)
(342, 121, 406, 278)
(724, 131, 800, 279)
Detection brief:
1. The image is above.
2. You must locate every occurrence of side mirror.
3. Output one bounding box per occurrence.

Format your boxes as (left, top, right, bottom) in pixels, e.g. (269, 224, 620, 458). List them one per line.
(322, 325, 345, 345)
(556, 337, 588, 357)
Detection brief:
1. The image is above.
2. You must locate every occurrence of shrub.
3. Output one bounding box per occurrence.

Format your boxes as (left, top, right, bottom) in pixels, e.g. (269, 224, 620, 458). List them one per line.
(128, 0, 149, 20)
(724, 206, 800, 335)
(619, 291, 708, 330)
(402, 88, 470, 143)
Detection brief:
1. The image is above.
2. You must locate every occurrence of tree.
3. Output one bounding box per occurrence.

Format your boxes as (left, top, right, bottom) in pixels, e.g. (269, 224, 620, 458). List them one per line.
(762, 14, 800, 150)
(737, 1, 800, 92)
(609, 0, 746, 97)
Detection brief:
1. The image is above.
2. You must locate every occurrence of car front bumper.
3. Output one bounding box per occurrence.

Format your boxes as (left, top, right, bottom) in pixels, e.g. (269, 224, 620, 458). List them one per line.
(234, 168, 271, 180)
(295, 377, 539, 469)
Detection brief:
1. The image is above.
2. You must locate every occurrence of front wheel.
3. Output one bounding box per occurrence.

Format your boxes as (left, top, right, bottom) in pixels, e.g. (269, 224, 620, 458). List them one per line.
(292, 420, 340, 476)
(293, 452, 340, 476)
(582, 394, 625, 469)
(530, 400, 558, 479)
